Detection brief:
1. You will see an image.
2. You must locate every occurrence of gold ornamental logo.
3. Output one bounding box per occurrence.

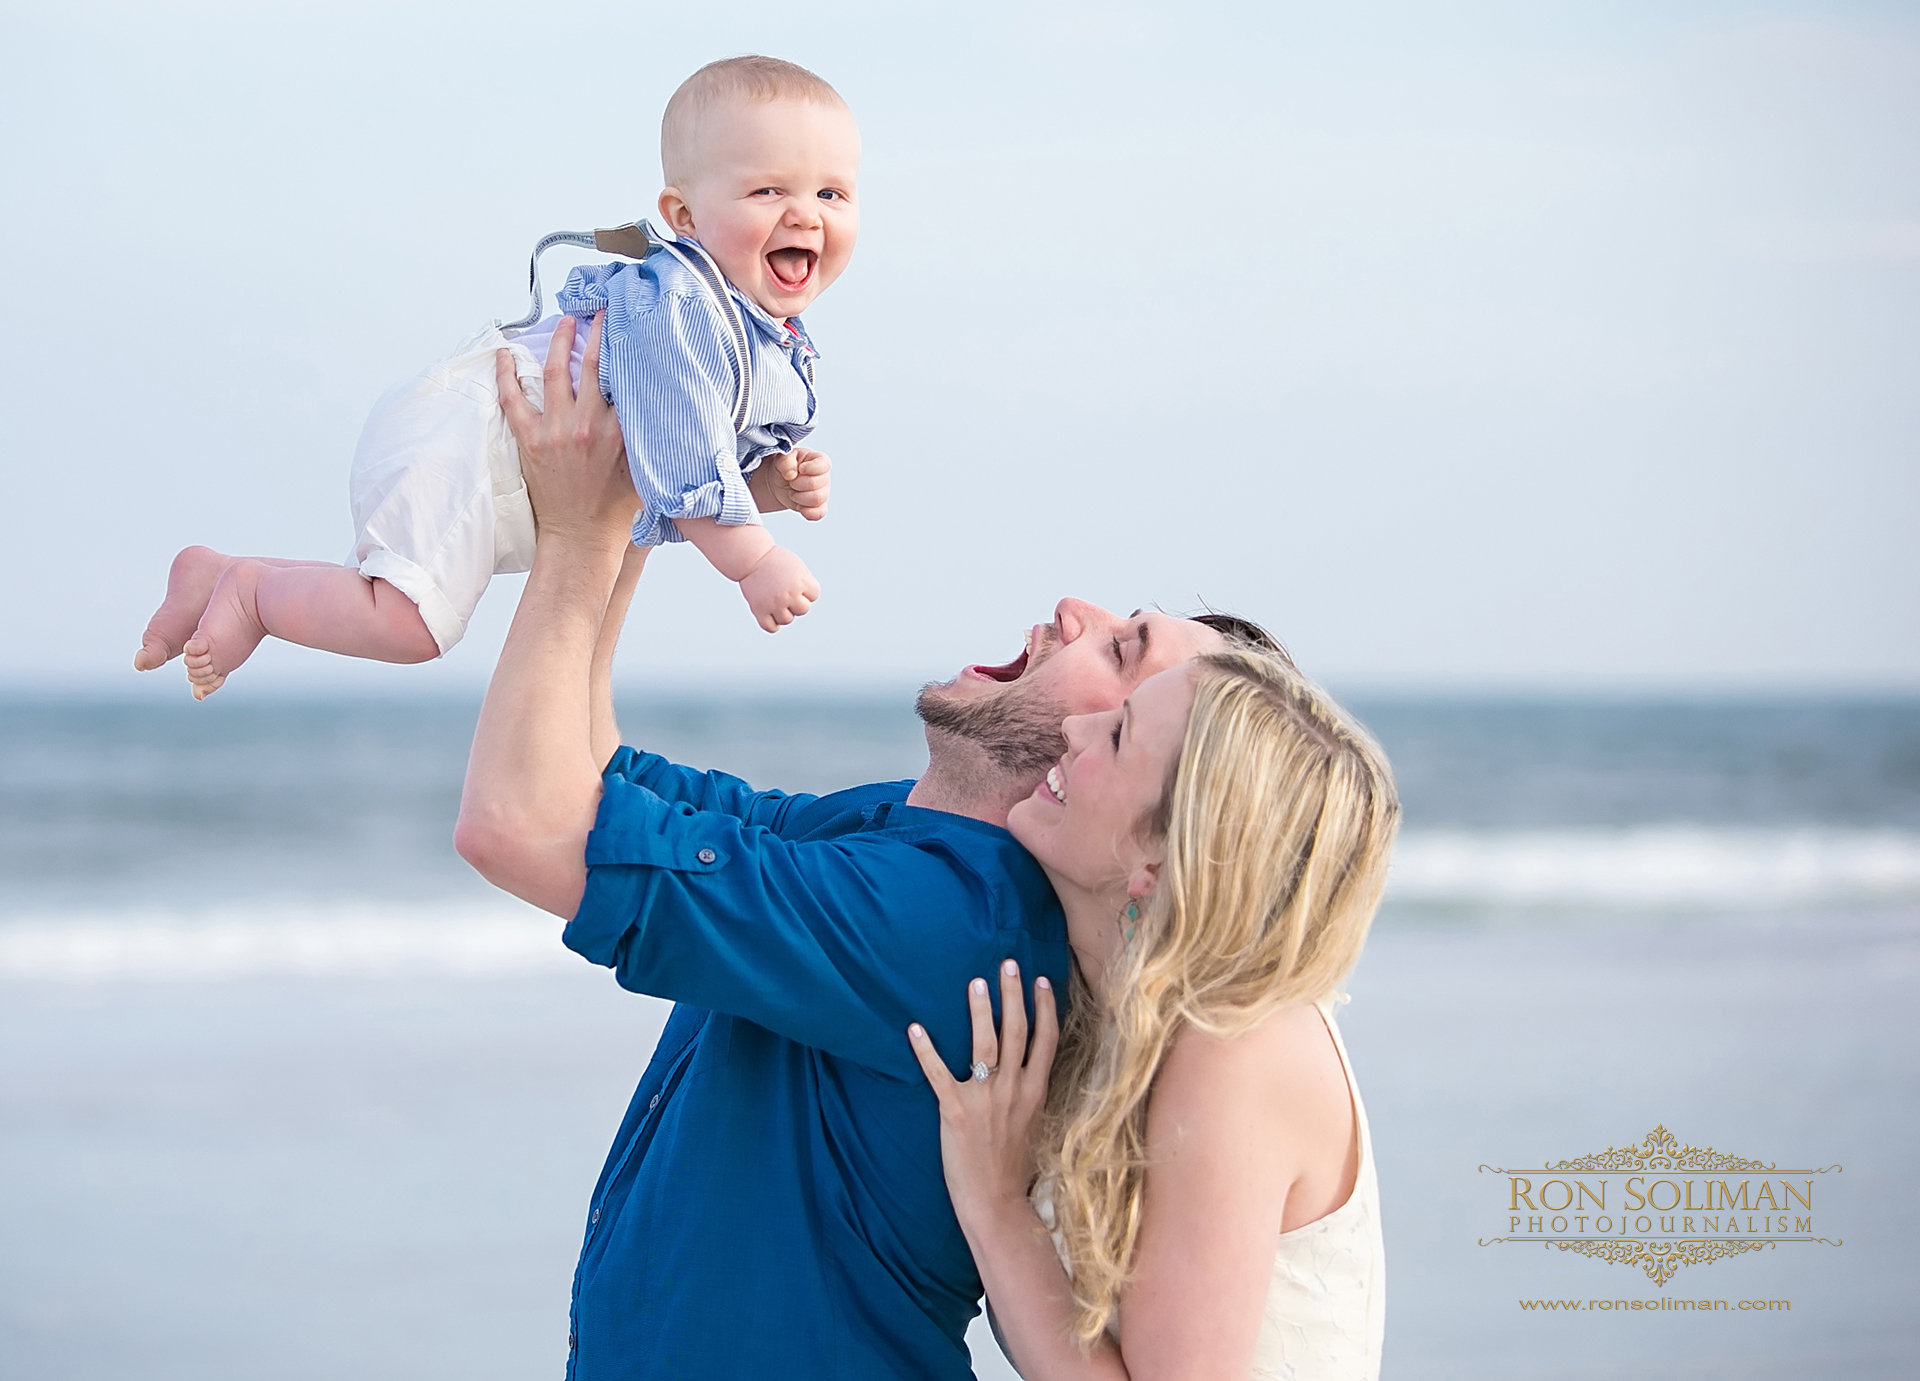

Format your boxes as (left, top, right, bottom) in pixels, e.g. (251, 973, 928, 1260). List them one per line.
(1478, 1125, 1842, 1285)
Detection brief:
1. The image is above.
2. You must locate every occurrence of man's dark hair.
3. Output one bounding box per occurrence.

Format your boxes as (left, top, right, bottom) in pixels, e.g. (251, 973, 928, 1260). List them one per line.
(1190, 611, 1291, 666)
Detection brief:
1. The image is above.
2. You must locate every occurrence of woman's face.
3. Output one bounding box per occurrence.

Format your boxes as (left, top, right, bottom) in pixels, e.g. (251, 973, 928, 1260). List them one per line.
(1008, 664, 1198, 967)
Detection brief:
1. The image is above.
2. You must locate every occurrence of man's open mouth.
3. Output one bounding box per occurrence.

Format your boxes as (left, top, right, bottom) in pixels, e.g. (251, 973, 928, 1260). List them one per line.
(766, 248, 817, 293)
(964, 626, 1043, 684)
(965, 649, 1029, 683)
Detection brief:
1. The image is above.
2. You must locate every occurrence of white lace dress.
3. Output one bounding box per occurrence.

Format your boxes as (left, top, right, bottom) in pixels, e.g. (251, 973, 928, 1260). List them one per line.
(1028, 999, 1385, 1380)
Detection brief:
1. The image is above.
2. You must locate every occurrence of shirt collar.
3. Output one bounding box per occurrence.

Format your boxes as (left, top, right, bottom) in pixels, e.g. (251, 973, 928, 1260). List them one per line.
(734, 290, 820, 358)
(674, 235, 821, 358)
(861, 796, 1019, 841)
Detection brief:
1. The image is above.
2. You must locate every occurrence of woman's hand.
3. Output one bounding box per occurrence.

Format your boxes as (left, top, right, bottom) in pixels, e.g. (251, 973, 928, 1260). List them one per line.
(495, 312, 636, 554)
(908, 960, 1059, 1229)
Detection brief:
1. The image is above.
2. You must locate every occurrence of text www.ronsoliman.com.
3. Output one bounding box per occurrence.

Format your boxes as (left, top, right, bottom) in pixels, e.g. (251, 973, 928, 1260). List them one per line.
(1520, 1298, 1791, 1312)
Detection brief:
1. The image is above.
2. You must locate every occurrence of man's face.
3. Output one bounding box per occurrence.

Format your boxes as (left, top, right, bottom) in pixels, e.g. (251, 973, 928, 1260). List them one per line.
(659, 96, 861, 320)
(916, 599, 1227, 776)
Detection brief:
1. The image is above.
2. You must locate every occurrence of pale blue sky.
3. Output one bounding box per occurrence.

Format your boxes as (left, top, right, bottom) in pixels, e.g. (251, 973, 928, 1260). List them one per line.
(2, 0, 1915, 693)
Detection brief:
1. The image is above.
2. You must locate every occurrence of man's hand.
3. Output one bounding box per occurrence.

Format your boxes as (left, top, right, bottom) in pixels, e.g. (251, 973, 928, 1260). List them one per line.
(747, 447, 832, 522)
(495, 313, 637, 552)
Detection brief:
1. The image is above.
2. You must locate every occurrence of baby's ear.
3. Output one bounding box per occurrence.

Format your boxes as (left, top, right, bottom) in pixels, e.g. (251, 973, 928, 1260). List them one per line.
(656, 187, 698, 237)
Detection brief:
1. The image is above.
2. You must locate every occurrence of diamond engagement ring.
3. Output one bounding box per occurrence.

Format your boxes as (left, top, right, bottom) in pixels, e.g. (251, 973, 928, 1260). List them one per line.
(970, 1061, 995, 1083)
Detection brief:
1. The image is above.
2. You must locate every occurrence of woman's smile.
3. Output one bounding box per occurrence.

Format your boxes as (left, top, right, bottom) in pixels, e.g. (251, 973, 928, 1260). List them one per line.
(1042, 762, 1068, 804)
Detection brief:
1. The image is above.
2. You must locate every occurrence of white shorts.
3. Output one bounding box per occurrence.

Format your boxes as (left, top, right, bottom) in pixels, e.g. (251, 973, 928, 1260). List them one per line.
(348, 320, 582, 655)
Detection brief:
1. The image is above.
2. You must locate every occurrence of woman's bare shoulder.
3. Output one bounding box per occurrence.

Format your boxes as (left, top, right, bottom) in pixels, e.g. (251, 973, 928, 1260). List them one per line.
(1149, 1004, 1357, 1229)
(1152, 1003, 1349, 1144)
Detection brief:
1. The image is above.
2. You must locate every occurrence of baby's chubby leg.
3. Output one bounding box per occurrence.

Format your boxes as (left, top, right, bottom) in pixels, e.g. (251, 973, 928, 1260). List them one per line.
(183, 561, 439, 699)
(676, 518, 820, 633)
(135, 546, 335, 671)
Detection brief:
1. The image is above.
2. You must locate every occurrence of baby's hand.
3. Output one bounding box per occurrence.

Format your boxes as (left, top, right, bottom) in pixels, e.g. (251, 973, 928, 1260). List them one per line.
(739, 544, 820, 632)
(750, 448, 831, 522)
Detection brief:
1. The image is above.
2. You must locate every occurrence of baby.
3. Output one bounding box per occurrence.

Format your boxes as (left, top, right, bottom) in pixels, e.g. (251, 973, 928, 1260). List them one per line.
(135, 56, 858, 698)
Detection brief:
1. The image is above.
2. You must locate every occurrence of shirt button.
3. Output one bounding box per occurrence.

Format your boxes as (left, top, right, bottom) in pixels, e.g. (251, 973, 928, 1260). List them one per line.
(649, 1094, 661, 1110)
(696, 847, 717, 864)
(590, 1207, 600, 1225)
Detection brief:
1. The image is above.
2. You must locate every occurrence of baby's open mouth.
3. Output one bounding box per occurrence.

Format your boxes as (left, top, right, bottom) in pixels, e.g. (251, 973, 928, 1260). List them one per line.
(766, 247, 817, 293)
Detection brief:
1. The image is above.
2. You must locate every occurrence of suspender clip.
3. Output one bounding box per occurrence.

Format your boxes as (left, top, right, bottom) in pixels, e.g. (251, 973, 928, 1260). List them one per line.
(499, 221, 654, 334)
(497, 220, 754, 436)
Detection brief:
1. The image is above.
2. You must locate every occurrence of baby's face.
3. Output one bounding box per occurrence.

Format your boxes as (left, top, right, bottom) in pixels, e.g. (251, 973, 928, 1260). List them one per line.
(661, 96, 860, 319)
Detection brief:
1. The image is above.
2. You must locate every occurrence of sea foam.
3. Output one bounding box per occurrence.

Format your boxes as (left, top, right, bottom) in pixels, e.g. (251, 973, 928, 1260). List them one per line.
(1387, 826, 1920, 908)
(6, 829, 1919, 982)
(0, 900, 578, 982)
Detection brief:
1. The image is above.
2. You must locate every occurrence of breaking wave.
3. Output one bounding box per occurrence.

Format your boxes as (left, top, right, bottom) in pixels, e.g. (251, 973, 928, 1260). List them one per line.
(0, 900, 578, 982)
(6, 828, 1920, 982)
(1387, 827, 1920, 909)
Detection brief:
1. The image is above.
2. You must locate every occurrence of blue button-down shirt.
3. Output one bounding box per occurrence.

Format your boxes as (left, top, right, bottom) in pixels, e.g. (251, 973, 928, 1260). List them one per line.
(557, 248, 819, 549)
(561, 748, 1071, 1379)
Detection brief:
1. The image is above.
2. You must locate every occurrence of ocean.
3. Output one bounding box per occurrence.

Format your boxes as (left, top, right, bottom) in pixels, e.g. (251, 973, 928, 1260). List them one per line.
(3, 692, 1917, 1378)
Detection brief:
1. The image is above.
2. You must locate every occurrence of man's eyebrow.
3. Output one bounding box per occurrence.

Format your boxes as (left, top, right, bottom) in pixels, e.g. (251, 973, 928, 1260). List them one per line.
(1135, 620, 1151, 668)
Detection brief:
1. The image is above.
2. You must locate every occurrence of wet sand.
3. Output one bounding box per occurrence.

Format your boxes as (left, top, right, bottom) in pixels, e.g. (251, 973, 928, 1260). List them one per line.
(2, 905, 1915, 1379)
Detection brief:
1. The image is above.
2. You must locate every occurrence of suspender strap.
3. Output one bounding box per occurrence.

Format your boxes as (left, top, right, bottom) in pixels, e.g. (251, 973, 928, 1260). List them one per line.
(499, 229, 598, 334)
(498, 220, 754, 437)
(648, 232, 755, 435)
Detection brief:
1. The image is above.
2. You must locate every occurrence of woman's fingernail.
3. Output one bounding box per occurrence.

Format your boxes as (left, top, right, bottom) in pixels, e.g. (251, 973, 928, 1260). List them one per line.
(909, 1024, 924, 1039)
(971, 978, 987, 995)
(1003, 959, 1018, 975)
(1037, 977, 1051, 990)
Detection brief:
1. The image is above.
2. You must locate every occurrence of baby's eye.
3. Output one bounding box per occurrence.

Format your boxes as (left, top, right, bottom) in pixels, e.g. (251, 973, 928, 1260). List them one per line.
(816, 189, 844, 201)
(752, 187, 781, 197)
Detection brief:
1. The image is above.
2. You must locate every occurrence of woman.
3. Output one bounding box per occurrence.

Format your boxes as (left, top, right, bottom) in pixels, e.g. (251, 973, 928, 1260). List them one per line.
(907, 649, 1399, 1380)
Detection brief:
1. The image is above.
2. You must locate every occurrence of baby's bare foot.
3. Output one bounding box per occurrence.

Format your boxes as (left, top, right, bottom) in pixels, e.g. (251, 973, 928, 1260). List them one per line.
(183, 560, 272, 700)
(135, 546, 233, 671)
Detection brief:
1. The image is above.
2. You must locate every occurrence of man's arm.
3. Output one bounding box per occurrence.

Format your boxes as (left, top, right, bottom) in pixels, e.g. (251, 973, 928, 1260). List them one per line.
(604, 747, 824, 830)
(590, 544, 649, 768)
(568, 781, 1065, 1077)
(454, 313, 638, 918)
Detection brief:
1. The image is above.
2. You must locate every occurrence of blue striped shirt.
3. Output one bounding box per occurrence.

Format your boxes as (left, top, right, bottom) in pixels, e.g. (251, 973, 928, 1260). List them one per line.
(557, 245, 820, 548)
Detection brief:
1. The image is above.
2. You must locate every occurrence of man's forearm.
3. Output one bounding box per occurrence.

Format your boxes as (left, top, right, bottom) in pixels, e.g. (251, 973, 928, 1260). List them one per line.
(458, 534, 629, 917)
(457, 310, 639, 918)
(590, 544, 649, 768)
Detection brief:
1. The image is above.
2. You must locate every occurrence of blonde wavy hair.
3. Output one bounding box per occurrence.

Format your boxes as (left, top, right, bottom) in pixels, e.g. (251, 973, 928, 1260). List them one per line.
(1033, 649, 1400, 1345)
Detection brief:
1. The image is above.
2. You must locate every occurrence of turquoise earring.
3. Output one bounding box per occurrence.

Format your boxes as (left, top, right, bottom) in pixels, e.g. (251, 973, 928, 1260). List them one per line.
(1124, 901, 1140, 944)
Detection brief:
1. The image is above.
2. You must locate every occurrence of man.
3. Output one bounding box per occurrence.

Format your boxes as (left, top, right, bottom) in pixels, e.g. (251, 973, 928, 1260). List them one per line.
(455, 316, 1262, 1377)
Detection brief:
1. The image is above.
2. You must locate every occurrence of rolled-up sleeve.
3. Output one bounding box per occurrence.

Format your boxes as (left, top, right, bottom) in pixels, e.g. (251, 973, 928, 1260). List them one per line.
(564, 771, 1006, 1079)
(600, 289, 758, 547)
(606, 746, 814, 829)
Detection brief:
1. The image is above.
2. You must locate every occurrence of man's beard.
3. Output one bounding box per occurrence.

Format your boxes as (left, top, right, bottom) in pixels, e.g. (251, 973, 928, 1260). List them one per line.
(915, 679, 1068, 777)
